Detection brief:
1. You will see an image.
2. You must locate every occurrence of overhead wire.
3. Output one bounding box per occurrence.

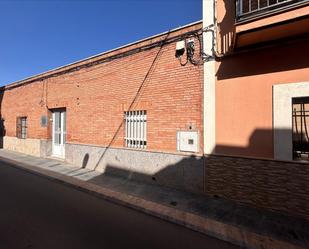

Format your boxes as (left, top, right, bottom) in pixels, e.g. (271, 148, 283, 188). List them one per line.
(1, 28, 202, 92)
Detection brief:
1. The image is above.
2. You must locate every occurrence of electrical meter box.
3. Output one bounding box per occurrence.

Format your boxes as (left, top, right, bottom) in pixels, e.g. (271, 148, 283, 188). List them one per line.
(177, 131, 199, 153)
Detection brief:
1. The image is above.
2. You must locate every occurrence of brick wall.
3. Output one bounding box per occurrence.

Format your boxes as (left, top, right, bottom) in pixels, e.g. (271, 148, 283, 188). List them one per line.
(0, 22, 203, 155)
(205, 155, 309, 220)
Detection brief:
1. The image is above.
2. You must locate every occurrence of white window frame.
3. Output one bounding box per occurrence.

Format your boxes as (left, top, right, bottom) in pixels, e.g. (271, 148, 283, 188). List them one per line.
(273, 82, 309, 161)
(124, 110, 147, 149)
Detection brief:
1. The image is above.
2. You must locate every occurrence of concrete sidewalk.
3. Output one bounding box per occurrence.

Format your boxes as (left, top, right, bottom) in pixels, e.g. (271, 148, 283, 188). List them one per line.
(0, 149, 308, 249)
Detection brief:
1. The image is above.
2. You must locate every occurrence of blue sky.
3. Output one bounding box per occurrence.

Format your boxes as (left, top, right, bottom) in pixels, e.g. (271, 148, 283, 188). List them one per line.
(0, 0, 201, 86)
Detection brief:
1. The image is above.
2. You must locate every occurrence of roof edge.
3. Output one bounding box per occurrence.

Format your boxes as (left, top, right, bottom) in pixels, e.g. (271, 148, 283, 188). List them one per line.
(2, 19, 202, 89)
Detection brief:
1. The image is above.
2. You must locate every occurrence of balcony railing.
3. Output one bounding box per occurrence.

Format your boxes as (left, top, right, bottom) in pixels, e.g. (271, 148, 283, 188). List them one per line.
(236, 0, 309, 21)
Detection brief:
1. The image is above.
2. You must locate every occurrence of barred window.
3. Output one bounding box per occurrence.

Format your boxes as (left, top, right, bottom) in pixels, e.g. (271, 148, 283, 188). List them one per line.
(124, 110, 147, 149)
(292, 97, 309, 161)
(16, 117, 27, 139)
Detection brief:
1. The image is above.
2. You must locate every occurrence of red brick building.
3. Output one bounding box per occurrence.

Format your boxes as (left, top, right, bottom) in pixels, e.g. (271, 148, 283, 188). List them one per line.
(0, 21, 204, 193)
(1, 0, 309, 222)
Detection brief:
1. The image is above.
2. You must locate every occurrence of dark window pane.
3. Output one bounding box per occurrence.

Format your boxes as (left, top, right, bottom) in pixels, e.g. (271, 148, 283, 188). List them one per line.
(292, 97, 309, 161)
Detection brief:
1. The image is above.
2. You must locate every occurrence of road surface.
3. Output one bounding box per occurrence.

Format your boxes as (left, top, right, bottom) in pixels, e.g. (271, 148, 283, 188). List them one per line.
(0, 160, 241, 249)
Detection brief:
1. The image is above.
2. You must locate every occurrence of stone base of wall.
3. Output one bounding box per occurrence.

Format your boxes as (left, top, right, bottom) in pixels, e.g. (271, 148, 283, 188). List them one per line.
(3, 136, 42, 157)
(3, 136, 52, 158)
(205, 154, 309, 220)
(65, 143, 204, 193)
(1, 137, 204, 193)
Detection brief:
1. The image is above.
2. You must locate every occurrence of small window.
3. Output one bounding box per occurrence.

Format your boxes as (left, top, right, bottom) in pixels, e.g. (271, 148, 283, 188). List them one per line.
(124, 110, 147, 149)
(16, 117, 27, 139)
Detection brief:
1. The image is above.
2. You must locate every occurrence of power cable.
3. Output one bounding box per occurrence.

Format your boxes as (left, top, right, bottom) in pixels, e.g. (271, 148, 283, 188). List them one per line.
(93, 31, 171, 170)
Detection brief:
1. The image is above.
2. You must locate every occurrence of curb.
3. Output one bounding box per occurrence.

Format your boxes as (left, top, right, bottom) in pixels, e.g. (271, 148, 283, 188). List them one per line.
(0, 155, 306, 249)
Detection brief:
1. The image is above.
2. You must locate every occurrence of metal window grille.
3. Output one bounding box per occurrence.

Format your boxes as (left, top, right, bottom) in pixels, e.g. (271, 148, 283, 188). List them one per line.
(292, 97, 309, 161)
(237, 0, 308, 20)
(124, 110, 147, 149)
(16, 117, 27, 139)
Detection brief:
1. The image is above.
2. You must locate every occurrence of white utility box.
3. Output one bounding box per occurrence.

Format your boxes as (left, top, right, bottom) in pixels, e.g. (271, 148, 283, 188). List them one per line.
(177, 131, 199, 153)
(176, 40, 185, 51)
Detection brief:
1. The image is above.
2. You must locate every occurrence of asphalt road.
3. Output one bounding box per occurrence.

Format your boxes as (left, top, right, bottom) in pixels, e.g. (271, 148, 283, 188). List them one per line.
(0, 160, 241, 249)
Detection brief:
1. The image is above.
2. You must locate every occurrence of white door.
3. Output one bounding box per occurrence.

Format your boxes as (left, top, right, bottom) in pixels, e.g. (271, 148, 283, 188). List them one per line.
(52, 110, 66, 158)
